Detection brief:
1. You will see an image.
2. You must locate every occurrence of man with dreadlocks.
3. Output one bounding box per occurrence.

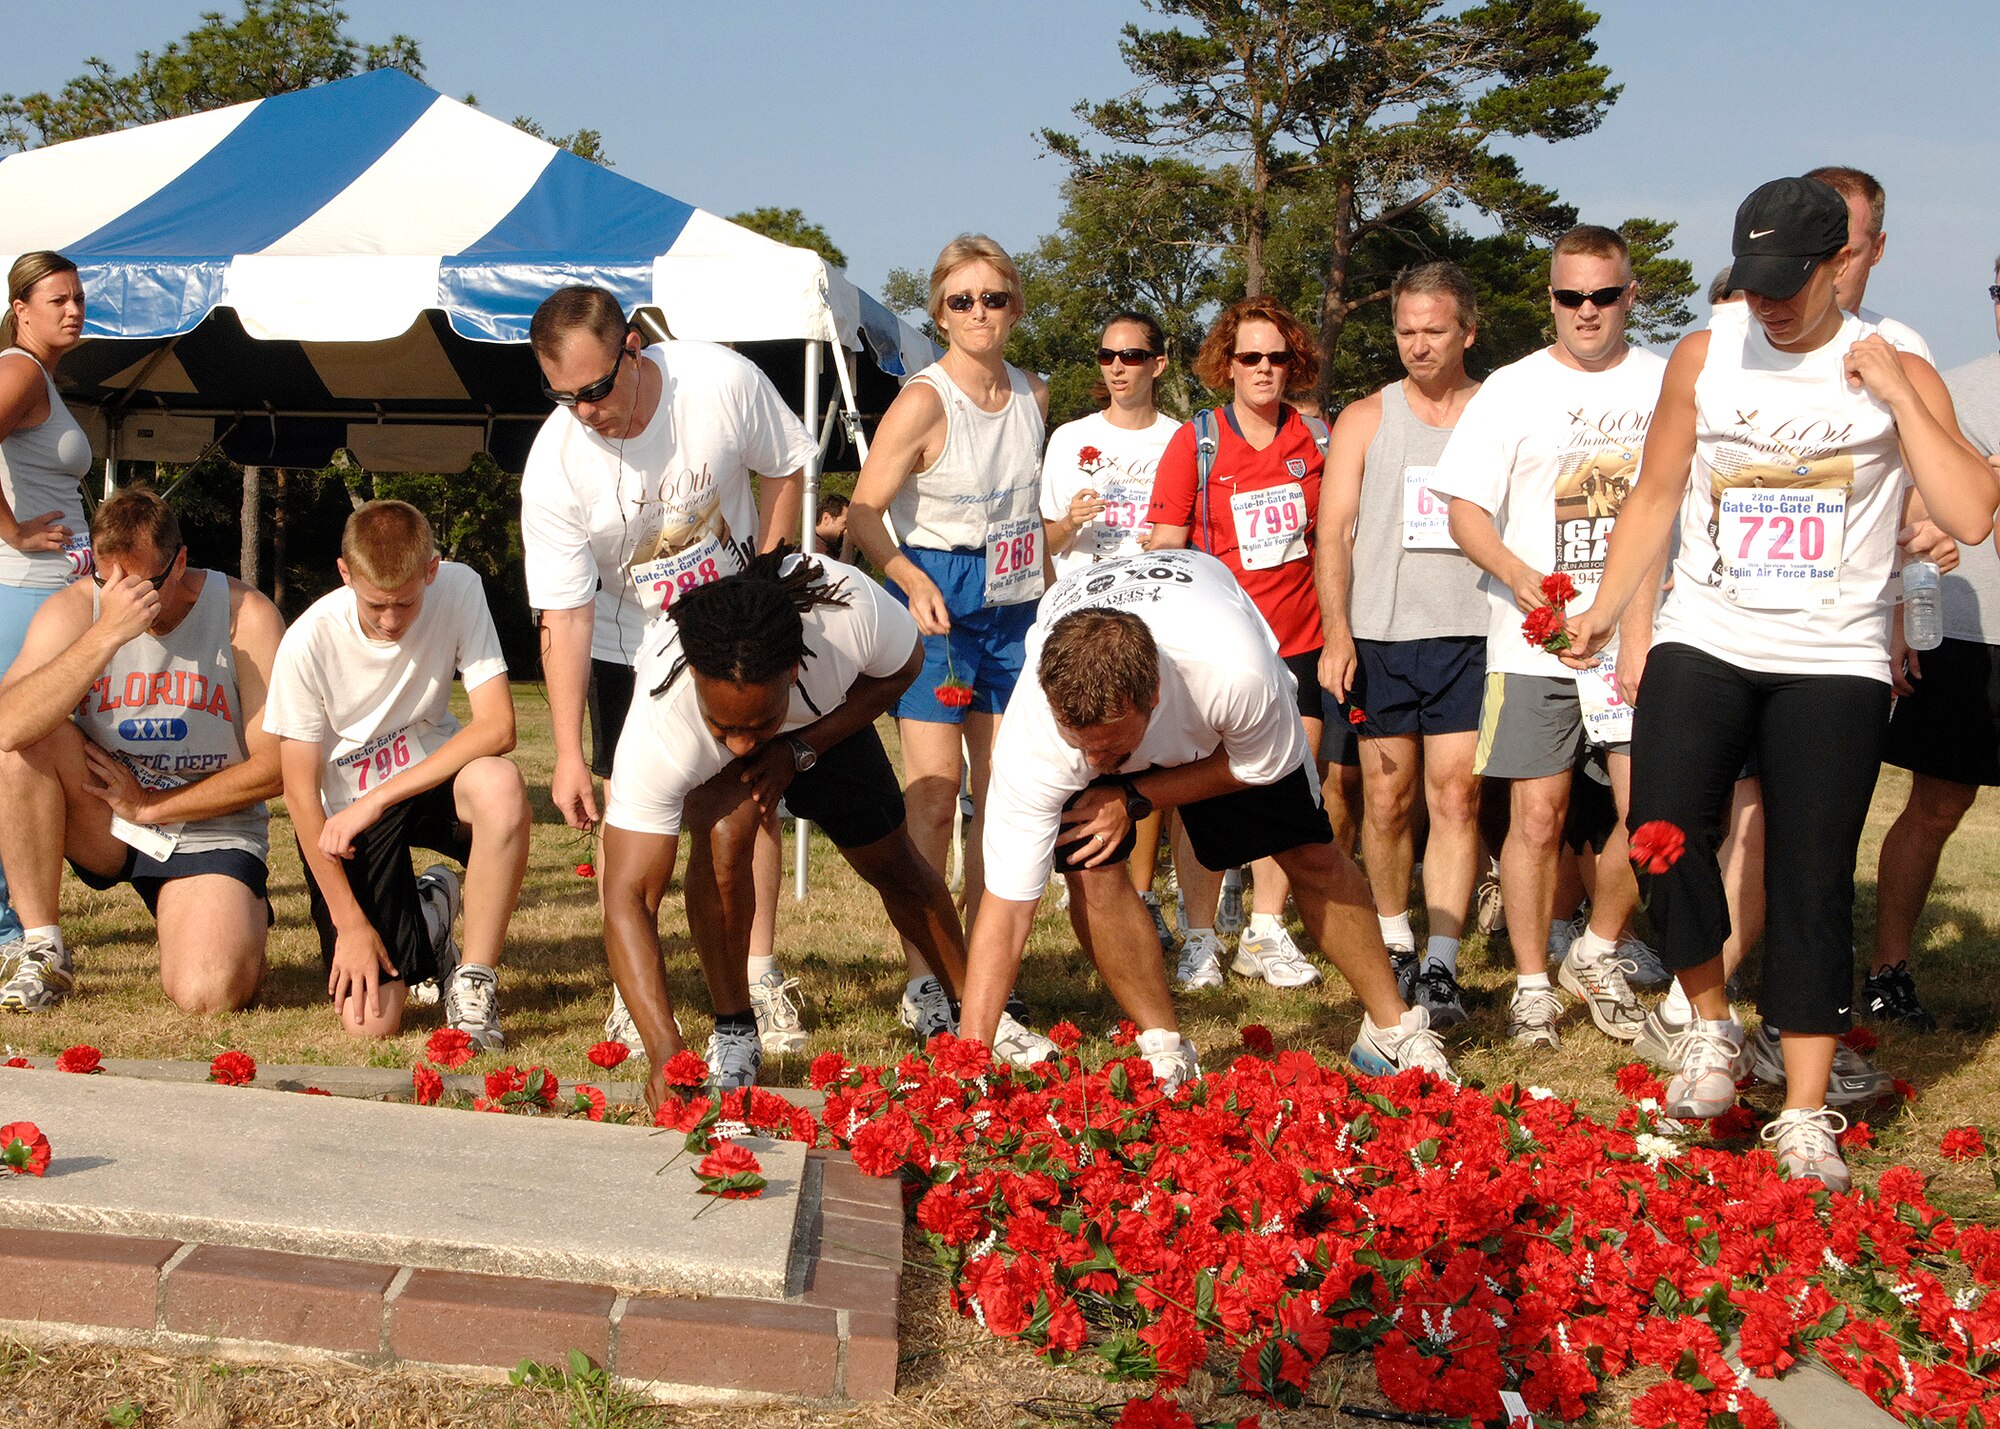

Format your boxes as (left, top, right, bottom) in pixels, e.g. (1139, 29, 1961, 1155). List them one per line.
(601, 548, 984, 1100)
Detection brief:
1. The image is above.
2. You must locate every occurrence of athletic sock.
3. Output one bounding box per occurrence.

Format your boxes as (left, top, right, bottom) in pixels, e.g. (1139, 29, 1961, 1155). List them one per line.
(746, 954, 777, 982)
(1661, 982, 1695, 1023)
(24, 925, 63, 957)
(1516, 971, 1553, 994)
(1424, 935, 1459, 976)
(714, 1009, 757, 1034)
(1186, 926, 1217, 941)
(1573, 928, 1619, 963)
(1247, 911, 1285, 939)
(1377, 910, 1415, 948)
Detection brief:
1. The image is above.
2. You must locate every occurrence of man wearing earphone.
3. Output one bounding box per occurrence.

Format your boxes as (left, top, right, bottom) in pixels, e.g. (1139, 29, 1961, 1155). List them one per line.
(521, 286, 815, 1054)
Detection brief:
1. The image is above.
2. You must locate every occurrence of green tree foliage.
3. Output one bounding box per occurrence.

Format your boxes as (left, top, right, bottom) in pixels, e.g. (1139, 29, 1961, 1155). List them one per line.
(728, 208, 850, 269)
(0, 0, 422, 149)
(508, 115, 612, 166)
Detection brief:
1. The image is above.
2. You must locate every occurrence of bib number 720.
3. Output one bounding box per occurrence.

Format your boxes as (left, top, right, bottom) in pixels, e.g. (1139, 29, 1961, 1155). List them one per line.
(1734, 513, 1827, 562)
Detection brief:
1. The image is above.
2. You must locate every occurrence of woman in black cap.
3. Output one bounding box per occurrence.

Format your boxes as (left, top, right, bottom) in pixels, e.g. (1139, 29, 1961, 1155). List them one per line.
(1564, 176, 1995, 1190)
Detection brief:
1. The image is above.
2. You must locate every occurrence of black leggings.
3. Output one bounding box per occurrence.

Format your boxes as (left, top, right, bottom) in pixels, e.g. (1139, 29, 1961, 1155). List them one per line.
(1626, 642, 1888, 1035)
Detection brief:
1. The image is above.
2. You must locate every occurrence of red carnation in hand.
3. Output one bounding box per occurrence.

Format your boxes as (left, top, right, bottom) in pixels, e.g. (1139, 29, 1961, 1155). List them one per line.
(208, 1050, 256, 1086)
(1521, 603, 1570, 652)
(1628, 820, 1687, 875)
(662, 1050, 711, 1088)
(574, 862, 596, 879)
(1077, 445, 1104, 468)
(1347, 707, 1367, 726)
(55, 1045, 101, 1075)
(695, 1140, 767, 1200)
(586, 1040, 630, 1071)
(1240, 1024, 1275, 1056)
(425, 1028, 477, 1069)
(0, 1121, 50, 1177)
(411, 1064, 444, 1106)
(1542, 572, 1579, 607)
(934, 675, 975, 709)
(1940, 1125, 1988, 1162)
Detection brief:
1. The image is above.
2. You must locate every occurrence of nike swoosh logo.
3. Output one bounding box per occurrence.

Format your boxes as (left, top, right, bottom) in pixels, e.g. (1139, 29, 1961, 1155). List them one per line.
(1748, 229, 1775, 239)
(1837, 1006, 1850, 1015)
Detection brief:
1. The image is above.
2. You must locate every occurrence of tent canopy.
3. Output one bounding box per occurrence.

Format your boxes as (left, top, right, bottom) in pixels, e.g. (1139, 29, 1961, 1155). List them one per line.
(0, 69, 930, 472)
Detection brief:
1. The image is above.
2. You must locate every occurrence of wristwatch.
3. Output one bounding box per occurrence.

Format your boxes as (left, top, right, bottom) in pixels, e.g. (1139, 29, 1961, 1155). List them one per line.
(1117, 776, 1152, 823)
(785, 735, 818, 773)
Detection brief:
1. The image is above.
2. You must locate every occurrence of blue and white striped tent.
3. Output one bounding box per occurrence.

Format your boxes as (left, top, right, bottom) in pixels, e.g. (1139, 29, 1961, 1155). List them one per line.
(0, 68, 932, 474)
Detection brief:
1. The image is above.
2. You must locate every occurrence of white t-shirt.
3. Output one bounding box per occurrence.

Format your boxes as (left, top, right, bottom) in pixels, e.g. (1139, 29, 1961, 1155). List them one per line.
(1039, 410, 1177, 578)
(1654, 313, 1908, 682)
(519, 342, 817, 666)
(982, 549, 1311, 903)
(1710, 302, 1933, 363)
(1428, 346, 1668, 678)
(603, 557, 920, 837)
(263, 562, 510, 813)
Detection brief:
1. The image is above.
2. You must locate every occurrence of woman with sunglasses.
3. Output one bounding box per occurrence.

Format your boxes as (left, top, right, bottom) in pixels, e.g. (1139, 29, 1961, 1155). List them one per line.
(0, 250, 92, 989)
(1564, 177, 1997, 1191)
(1144, 296, 1331, 993)
(520, 285, 818, 1056)
(848, 234, 1050, 1053)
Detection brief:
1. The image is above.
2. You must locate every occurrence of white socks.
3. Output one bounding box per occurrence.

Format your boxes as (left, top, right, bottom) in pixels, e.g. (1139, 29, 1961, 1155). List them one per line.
(747, 954, 777, 982)
(1378, 910, 1415, 948)
(1662, 981, 1695, 1022)
(1573, 928, 1619, 963)
(1136, 1027, 1182, 1056)
(1425, 935, 1459, 975)
(1247, 912, 1284, 939)
(1517, 971, 1552, 993)
(24, 925, 63, 957)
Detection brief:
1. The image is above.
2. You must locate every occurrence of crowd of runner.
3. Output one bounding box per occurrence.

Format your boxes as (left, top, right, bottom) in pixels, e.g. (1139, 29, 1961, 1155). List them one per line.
(2, 167, 1996, 1196)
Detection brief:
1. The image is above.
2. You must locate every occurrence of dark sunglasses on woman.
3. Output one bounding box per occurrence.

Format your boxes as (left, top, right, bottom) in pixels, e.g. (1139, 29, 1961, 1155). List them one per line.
(943, 291, 1012, 313)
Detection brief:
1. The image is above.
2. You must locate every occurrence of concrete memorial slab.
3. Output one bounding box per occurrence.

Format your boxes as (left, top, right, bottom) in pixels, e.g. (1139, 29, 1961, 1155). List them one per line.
(0, 1069, 803, 1298)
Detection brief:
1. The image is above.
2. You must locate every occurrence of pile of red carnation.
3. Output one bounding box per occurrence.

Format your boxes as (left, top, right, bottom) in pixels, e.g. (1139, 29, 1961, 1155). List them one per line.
(811, 1037, 2000, 1426)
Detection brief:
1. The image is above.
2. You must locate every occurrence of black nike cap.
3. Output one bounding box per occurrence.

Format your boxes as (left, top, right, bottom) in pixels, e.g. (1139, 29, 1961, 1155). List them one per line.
(1730, 177, 1850, 300)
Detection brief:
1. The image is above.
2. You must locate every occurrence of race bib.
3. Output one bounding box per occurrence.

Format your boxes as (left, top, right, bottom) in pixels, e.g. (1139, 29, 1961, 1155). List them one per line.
(630, 531, 728, 620)
(62, 533, 94, 582)
(1093, 476, 1151, 549)
(1576, 655, 1632, 747)
(331, 726, 428, 808)
(1401, 465, 1457, 550)
(1718, 487, 1845, 610)
(985, 516, 1045, 605)
(108, 756, 184, 861)
(1230, 482, 1310, 570)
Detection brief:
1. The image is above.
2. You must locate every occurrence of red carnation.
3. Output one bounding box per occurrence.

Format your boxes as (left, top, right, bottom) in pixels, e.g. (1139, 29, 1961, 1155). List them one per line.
(695, 1140, 767, 1200)
(1710, 1104, 1759, 1140)
(424, 1028, 476, 1069)
(1240, 1024, 1275, 1056)
(207, 1050, 256, 1087)
(662, 1050, 710, 1088)
(299, 1086, 332, 1097)
(807, 1050, 850, 1089)
(1615, 1061, 1665, 1103)
(484, 1065, 527, 1100)
(1628, 820, 1686, 875)
(934, 676, 975, 709)
(411, 1064, 443, 1106)
(1347, 707, 1367, 726)
(1940, 1126, 1988, 1162)
(1116, 1396, 1197, 1429)
(1541, 572, 1579, 607)
(574, 862, 596, 879)
(1048, 1020, 1082, 1051)
(1838, 1120, 1875, 1151)
(4, 1057, 30, 1069)
(0, 1121, 50, 1177)
(569, 1085, 608, 1121)
(1110, 1019, 1138, 1047)
(1521, 603, 1569, 652)
(1841, 1026, 1878, 1055)
(586, 1040, 630, 1070)
(1077, 445, 1104, 468)
(55, 1045, 101, 1075)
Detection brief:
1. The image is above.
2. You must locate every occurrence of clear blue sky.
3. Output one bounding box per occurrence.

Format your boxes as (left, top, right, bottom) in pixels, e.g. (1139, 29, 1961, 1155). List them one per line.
(19, 1, 2000, 367)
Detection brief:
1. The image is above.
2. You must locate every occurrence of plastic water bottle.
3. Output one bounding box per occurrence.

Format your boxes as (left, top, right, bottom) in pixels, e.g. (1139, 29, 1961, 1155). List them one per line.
(1904, 560, 1943, 651)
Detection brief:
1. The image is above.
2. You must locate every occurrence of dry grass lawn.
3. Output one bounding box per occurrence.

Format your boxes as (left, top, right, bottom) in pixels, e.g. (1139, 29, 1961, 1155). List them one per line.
(2, 682, 1996, 1426)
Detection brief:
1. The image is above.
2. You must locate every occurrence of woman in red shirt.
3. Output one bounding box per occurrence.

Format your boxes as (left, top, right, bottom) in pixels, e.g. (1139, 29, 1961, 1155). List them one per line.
(1146, 296, 1328, 991)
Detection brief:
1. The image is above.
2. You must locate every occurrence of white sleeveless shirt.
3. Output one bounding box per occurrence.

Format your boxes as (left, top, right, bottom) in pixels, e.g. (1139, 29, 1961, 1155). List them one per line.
(888, 361, 1045, 554)
(1655, 313, 1908, 682)
(0, 349, 92, 590)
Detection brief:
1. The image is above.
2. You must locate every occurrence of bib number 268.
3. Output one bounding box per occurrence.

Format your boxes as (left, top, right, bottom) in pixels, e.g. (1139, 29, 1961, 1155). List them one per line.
(991, 530, 1038, 575)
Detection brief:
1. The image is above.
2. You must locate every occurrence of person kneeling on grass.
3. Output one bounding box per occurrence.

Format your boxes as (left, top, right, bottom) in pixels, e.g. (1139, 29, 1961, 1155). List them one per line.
(601, 548, 979, 1107)
(957, 548, 1454, 1093)
(0, 487, 283, 1013)
(263, 500, 529, 1047)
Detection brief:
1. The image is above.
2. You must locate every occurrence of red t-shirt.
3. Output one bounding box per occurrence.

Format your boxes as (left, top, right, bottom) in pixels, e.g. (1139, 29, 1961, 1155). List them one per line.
(1147, 406, 1324, 656)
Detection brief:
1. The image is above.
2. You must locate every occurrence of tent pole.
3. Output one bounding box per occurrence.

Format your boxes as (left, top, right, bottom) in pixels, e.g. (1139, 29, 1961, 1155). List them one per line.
(794, 340, 823, 902)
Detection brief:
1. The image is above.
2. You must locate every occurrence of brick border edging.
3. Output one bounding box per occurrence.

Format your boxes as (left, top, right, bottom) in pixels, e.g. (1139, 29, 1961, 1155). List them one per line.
(0, 1148, 904, 1402)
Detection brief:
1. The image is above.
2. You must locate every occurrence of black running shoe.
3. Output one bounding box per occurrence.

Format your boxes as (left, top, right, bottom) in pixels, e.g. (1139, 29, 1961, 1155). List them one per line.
(1411, 962, 1469, 1030)
(1862, 961, 1937, 1031)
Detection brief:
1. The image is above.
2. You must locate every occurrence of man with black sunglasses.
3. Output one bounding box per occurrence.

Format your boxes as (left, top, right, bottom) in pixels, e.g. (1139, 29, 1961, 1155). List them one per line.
(520, 285, 816, 1058)
(0, 487, 284, 1015)
(1429, 224, 1667, 1055)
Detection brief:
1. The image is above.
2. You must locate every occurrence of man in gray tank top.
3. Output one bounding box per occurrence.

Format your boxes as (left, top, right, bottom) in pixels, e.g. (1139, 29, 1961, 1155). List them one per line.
(0, 488, 283, 1014)
(1315, 263, 1488, 1031)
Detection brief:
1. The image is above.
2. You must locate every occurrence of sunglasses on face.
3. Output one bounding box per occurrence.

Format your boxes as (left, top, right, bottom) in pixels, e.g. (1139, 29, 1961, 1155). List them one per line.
(1551, 284, 1631, 309)
(1232, 349, 1293, 368)
(1096, 347, 1159, 366)
(542, 349, 629, 407)
(943, 290, 1012, 313)
(1988, 284, 2000, 303)
(94, 544, 181, 593)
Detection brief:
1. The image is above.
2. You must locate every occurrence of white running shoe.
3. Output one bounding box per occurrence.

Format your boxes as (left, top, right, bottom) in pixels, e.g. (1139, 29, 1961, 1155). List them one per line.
(991, 1011, 1059, 1069)
(896, 976, 956, 1044)
(1140, 891, 1176, 953)
(1760, 1106, 1851, 1192)
(1217, 869, 1246, 935)
(0, 934, 72, 1013)
(749, 970, 809, 1054)
(1616, 934, 1672, 991)
(415, 864, 462, 979)
(1177, 930, 1225, 989)
(1475, 864, 1506, 935)
(1135, 1029, 1201, 1095)
(1663, 1017, 1750, 1120)
(1558, 950, 1646, 1040)
(1505, 985, 1566, 1049)
(442, 963, 504, 1051)
(1349, 1007, 1455, 1081)
(1633, 1002, 1690, 1071)
(604, 987, 641, 1051)
(1744, 1024, 1891, 1108)
(1231, 926, 1320, 988)
(704, 1024, 763, 1090)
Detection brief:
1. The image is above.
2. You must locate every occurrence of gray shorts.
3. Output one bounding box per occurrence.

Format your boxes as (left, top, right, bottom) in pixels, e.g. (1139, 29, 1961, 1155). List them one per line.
(1472, 671, 1629, 780)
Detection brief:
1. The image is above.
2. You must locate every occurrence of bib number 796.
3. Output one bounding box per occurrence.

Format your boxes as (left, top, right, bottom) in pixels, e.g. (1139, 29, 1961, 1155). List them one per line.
(353, 734, 412, 793)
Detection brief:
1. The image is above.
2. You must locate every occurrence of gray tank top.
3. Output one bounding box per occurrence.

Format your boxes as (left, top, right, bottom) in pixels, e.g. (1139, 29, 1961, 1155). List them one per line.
(78, 569, 268, 860)
(0, 349, 92, 591)
(1349, 381, 1487, 642)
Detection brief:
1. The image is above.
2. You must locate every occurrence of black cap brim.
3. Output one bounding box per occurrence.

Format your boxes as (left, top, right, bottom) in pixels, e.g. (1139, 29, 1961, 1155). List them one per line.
(1728, 252, 1822, 301)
